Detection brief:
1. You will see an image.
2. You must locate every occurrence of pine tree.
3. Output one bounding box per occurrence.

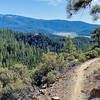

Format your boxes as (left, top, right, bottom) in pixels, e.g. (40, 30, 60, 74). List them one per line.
(91, 27, 100, 48)
(67, 0, 100, 20)
(63, 36, 76, 54)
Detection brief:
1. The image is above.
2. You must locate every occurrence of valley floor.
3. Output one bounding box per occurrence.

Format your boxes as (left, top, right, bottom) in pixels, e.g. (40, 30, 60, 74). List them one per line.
(37, 57, 100, 100)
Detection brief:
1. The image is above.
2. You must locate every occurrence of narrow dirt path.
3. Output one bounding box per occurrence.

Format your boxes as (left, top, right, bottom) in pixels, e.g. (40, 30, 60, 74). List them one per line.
(37, 58, 100, 100)
(71, 59, 98, 100)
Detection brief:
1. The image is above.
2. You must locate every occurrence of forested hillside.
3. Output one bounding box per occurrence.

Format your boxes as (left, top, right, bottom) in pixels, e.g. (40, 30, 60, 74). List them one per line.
(0, 30, 43, 68)
(0, 14, 100, 36)
(0, 29, 91, 68)
(0, 28, 100, 100)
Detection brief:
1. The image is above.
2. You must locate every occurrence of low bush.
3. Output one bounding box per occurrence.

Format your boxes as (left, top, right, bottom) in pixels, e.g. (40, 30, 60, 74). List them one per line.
(78, 53, 86, 62)
(95, 48, 100, 55)
(67, 55, 75, 61)
(41, 71, 56, 86)
(85, 50, 98, 59)
(0, 64, 32, 100)
(32, 52, 66, 86)
(72, 59, 79, 65)
(47, 71, 56, 85)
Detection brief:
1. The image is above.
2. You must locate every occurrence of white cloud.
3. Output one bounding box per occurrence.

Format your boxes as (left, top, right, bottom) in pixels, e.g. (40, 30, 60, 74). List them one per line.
(40, 0, 66, 6)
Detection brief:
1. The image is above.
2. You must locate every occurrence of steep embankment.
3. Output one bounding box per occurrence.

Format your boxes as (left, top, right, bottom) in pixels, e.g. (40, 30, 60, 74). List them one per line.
(37, 58, 100, 100)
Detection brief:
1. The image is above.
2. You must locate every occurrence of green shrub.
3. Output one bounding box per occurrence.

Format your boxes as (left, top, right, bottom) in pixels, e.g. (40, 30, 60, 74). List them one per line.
(78, 53, 86, 62)
(41, 71, 56, 86)
(10, 64, 32, 85)
(85, 51, 91, 59)
(85, 49, 98, 59)
(72, 59, 78, 65)
(67, 55, 75, 61)
(47, 71, 56, 85)
(0, 81, 3, 89)
(0, 64, 32, 99)
(95, 48, 100, 55)
(62, 53, 69, 60)
(32, 64, 49, 86)
(0, 68, 14, 87)
(88, 50, 98, 58)
(72, 52, 79, 59)
(32, 52, 66, 86)
(32, 63, 56, 86)
(92, 50, 98, 57)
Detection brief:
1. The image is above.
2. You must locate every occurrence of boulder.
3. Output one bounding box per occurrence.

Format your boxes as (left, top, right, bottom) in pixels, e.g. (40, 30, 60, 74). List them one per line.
(41, 84, 47, 89)
(52, 96, 60, 100)
(90, 87, 100, 98)
(39, 89, 45, 95)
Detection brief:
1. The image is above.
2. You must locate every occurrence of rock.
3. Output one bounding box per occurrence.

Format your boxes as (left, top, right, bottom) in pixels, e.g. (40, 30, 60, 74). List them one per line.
(90, 87, 100, 98)
(41, 84, 47, 89)
(52, 96, 60, 100)
(39, 89, 45, 95)
(48, 93, 51, 96)
(49, 84, 52, 87)
(33, 97, 38, 100)
(95, 75, 100, 80)
(81, 90, 87, 94)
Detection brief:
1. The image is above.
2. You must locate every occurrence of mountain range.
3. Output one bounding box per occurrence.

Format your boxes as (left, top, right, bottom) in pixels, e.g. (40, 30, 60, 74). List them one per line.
(0, 14, 100, 36)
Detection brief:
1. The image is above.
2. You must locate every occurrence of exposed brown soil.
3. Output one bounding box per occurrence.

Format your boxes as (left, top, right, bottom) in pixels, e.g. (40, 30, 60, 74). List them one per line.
(37, 58, 100, 100)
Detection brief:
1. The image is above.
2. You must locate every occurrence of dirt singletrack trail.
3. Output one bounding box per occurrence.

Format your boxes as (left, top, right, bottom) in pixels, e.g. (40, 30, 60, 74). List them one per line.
(38, 58, 100, 100)
(71, 58, 99, 100)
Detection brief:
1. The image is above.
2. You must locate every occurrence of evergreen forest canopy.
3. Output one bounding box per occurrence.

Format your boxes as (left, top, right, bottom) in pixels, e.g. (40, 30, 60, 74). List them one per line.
(0, 28, 100, 99)
(0, 29, 91, 68)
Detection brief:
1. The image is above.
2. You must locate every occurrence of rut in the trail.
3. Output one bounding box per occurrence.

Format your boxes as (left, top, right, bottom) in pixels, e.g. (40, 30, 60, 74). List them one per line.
(71, 59, 98, 100)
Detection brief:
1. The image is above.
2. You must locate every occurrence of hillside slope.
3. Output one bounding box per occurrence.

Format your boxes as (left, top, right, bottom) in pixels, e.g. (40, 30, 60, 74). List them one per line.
(0, 14, 100, 36)
(37, 58, 100, 100)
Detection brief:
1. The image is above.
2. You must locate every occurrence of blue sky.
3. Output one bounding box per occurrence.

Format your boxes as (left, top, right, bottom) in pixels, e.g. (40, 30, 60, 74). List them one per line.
(0, 0, 100, 24)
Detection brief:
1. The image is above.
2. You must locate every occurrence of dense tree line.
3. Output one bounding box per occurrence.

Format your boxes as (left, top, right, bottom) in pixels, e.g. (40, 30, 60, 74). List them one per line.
(91, 27, 100, 47)
(15, 33, 64, 53)
(16, 32, 91, 51)
(0, 30, 43, 69)
(0, 29, 92, 68)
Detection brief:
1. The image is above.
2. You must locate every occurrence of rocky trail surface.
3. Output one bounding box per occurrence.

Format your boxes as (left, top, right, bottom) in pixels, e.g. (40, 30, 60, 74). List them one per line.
(37, 58, 100, 100)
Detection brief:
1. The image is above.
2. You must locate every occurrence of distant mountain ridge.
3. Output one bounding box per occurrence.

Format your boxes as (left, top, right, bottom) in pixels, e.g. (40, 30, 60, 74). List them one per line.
(0, 14, 100, 36)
